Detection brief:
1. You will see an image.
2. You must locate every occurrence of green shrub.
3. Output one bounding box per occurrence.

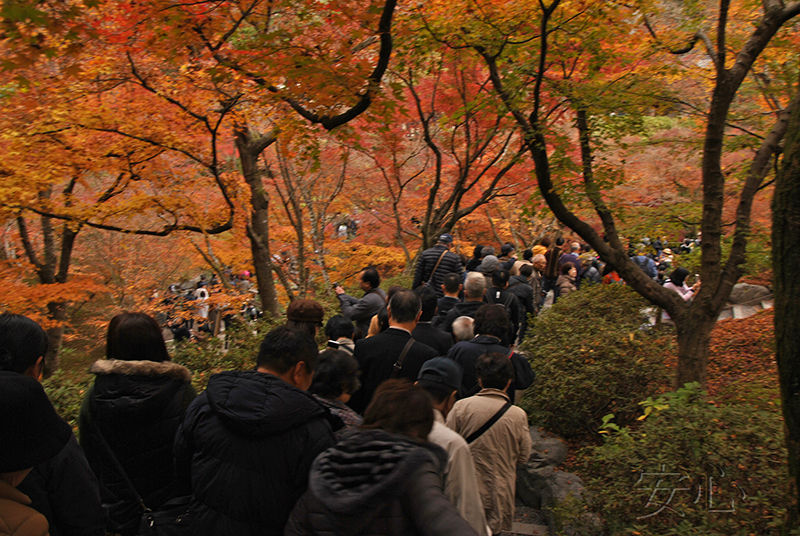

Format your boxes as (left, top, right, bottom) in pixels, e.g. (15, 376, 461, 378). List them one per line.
(43, 369, 93, 433)
(563, 383, 789, 535)
(518, 284, 672, 438)
(172, 314, 282, 392)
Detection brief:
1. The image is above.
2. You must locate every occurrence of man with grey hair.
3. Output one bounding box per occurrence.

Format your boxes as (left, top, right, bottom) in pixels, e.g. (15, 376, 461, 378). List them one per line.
(434, 272, 486, 333)
(451, 316, 475, 343)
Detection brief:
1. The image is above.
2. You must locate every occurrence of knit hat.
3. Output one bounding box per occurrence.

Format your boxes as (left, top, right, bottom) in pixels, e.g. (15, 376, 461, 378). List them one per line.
(286, 299, 324, 323)
(417, 357, 462, 392)
(479, 255, 500, 274)
(0, 372, 72, 473)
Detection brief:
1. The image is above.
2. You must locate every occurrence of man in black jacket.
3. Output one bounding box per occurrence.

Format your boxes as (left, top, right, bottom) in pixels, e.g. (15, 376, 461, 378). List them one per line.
(412, 233, 464, 298)
(349, 290, 439, 414)
(433, 272, 486, 333)
(412, 285, 453, 356)
(174, 326, 337, 536)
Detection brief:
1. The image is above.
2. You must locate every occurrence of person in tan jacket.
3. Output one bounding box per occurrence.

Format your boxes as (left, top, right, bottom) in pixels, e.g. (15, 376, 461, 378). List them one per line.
(446, 353, 532, 535)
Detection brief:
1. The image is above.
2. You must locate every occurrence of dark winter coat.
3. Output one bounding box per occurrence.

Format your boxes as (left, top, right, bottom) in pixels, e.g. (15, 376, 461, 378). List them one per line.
(349, 328, 439, 414)
(18, 434, 106, 536)
(484, 286, 520, 345)
(174, 371, 337, 536)
(447, 336, 509, 397)
(507, 275, 535, 343)
(411, 323, 453, 356)
(412, 245, 464, 298)
(432, 301, 484, 333)
(447, 336, 535, 399)
(78, 359, 195, 534)
(284, 429, 479, 536)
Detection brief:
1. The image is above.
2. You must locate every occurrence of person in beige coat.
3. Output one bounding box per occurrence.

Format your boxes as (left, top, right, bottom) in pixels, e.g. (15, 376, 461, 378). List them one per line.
(446, 353, 532, 534)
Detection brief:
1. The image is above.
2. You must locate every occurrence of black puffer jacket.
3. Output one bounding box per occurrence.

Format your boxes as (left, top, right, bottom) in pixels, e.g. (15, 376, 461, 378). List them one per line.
(285, 429, 479, 536)
(412, 245, 464, 297)
(78, 359, 195, 530)
(174, 371, 337, 536)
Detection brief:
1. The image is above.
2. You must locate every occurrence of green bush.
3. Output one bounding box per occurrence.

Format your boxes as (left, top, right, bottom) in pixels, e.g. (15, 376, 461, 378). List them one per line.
(43, 368, 94, 433)
(562, 384, 789, 535)
(518, 284, 672, 438)
(172, 314, 283, 392)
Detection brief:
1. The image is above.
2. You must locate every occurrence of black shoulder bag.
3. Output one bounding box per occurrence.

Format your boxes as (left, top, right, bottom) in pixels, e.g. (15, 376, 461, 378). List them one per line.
(92, 424, 191, 536)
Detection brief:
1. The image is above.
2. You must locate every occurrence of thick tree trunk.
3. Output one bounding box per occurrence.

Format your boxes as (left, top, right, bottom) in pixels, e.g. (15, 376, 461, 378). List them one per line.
(673, 313, 717, 388)
(235, 129, 280, 316)
(773, 83, 800, 532)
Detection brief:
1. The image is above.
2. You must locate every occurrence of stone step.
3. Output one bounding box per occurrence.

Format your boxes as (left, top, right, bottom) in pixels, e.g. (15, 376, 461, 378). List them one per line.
(762, 300, 773, 309)
(507, 522, 550, 535)
(732, 304, 761, 319)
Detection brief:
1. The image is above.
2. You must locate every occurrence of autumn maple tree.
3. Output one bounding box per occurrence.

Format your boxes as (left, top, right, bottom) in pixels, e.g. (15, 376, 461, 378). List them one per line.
(417, 0, 799, 388)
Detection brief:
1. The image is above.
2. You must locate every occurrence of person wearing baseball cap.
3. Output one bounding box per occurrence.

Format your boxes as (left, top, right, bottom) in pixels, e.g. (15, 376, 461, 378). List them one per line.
(412, 233, 464, 299)
(1, 372, 73, 536)
(416, 359, 489, 536)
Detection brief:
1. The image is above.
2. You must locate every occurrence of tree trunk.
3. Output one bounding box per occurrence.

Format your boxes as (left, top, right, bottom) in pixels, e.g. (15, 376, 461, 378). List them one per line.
(773, 80, 800, 532)
(673, 313, 718, 388)
(235, 129, 280, 315)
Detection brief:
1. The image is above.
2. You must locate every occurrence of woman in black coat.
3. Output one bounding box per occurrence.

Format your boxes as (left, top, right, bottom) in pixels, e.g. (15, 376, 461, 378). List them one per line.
(78, 312, 196, 536)
(285, 380, 479, 536)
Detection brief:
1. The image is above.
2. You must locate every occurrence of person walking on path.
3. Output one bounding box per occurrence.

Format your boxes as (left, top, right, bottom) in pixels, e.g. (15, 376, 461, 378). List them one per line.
(446, 353, 532, 535)
(413, 234, 464, 298)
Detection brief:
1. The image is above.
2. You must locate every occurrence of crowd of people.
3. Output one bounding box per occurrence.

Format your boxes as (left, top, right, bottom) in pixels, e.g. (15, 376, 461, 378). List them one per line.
(0, 232, 701, 536)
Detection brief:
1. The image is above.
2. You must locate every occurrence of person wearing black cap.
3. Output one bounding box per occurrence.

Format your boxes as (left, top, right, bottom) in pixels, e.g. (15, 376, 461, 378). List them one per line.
(412, 233, 464, 298)
(0, 372, 73, 536)
(417, 359, 489, 536)
(0, 314, 105, 536)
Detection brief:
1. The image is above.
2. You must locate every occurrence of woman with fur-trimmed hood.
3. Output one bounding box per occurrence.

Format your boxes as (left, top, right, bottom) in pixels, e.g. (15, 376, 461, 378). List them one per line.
(78, 313, 196, 536)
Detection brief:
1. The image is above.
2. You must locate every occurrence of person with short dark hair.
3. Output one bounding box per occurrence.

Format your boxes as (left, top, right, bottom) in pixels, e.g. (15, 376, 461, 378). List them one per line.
(507, 264, 535, 343)
(285, 379, 480, 536)
(437, 273, 462, 318)
(412, 286, 453, 356)
(335, 267, 387, 336)
(309, 349, 363, 437)
(556, 262, 578, 300)
(417, 360, 488, 535)
(464, 245, 485, 272)
(413, 234, 464, 298)
(446, 353, 532, 535)
(0, 314, 106, 536)
(1, 372, 74, 536)
(485, 268, 520, 345)
(174, 326, 337, 536)
(324, 315, 355, 355)
(79, 312, 196, 536)
(434, 272, 486, 333)
(349, 290, 439, 414)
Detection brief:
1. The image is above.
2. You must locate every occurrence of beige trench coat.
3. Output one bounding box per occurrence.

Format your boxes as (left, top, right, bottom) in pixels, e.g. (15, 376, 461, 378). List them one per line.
(446, 389, 532, 534)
